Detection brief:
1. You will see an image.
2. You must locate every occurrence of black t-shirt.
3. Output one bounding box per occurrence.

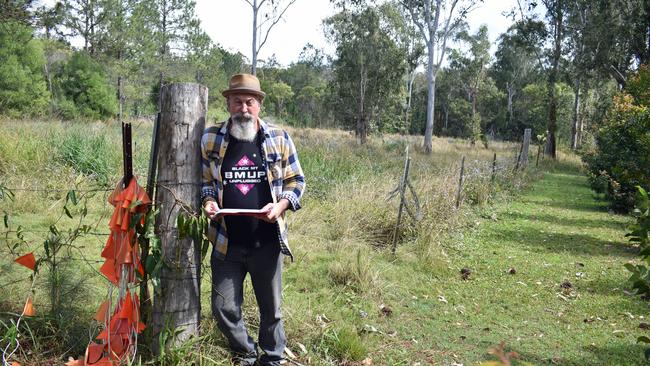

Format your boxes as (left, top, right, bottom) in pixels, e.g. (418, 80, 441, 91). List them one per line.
(221, 133, 278, 250)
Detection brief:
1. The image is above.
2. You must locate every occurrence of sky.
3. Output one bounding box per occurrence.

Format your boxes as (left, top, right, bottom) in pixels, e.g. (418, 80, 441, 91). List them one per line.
(196, 0, 521, 67)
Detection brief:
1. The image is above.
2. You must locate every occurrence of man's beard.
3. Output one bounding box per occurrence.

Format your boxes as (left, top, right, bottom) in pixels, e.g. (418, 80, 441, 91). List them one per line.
(230, 112, 257, 141)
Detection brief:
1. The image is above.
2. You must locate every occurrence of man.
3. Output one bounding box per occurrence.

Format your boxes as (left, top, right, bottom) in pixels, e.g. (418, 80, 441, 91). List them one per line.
(200, 73, 305, 366)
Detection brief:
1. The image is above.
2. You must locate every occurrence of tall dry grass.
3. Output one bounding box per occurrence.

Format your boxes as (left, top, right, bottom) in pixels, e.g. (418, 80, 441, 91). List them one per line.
(0, 118, 544, 365)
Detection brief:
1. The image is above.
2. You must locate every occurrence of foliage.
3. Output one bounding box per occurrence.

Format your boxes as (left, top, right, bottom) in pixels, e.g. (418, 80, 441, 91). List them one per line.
(57, 52, 118, 119)
(583, 66, 650, 211)
(176, 211, 211, 262)
(624, 186, 650, 359)
(0, 21, 50, 117)
(624, 187, 650, 297)
(261, 78, 294, 118)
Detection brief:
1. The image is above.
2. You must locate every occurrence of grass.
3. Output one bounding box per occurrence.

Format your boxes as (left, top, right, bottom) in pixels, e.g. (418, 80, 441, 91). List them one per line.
(0, 118, 643, 365)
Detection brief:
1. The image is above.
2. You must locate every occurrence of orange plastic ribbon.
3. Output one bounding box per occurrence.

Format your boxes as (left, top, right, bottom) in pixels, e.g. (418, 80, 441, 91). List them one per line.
(70, 177, 151, 365)
(14, 252, 36, 270)
(22, 296, 35, 316)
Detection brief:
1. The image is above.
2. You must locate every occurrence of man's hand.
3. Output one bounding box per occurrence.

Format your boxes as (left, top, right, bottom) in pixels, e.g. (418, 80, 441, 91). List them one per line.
(203, 200, 219, 220)
(259, 199, 290, 223)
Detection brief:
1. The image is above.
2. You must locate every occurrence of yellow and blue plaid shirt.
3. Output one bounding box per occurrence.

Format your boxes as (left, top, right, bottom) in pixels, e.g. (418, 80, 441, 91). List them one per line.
(201, 119, 305, 260)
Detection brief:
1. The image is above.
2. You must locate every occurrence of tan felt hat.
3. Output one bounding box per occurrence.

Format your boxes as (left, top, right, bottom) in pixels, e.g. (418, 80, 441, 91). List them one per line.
(221, 73, 266, 99)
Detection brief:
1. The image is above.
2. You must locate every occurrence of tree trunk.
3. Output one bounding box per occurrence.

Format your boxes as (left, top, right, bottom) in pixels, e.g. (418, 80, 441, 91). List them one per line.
(251, 0, 258, 75)
(519, 128, 532, 169)
(423, 42, 435, 153)
(444, 105, 449, 130)
(506, 81, 514, 128)
(570, 76, 581, 150)
(151, 83, 207, 354)
(357, 67, 367, 144)
(545, 0, 563, 159)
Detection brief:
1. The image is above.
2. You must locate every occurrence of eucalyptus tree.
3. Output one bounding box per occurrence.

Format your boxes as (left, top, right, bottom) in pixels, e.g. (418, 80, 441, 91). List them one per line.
(279, 44, 330, 126)
(242, 0, 298, 75)
(564, 0, 593, 149)
(490, 19, 544, 137)
(326, 3, 406, 143)
(516, 0, 568, 158)
(399, 0, 481, 153)
(447, 25, 490, 143)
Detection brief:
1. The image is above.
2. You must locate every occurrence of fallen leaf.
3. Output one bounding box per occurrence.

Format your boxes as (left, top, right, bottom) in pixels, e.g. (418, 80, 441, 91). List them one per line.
(296, 342, 308, 354)
(361, 324, 378, 333)
(284, 346, 296, 359)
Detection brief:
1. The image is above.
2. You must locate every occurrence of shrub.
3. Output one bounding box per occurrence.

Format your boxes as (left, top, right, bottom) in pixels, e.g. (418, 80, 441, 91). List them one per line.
(624, 186, 650, 298)
(583, 65, 650, 212)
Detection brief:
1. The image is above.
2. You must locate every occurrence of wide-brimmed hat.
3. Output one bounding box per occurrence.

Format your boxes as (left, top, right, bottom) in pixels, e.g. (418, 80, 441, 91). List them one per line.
(221, 73, 266, 99)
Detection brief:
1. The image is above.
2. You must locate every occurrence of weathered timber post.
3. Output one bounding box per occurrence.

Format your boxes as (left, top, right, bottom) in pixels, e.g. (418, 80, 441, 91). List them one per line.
(518, 128, 531, 169)
(455, 156, 465, 209)
(152, 83, 207, 353)
(391, 146, 411, 255)
(491, 152, 497, 183)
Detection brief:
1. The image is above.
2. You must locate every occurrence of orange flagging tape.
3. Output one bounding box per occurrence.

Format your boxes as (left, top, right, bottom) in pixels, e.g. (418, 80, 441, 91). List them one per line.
(14, 252, 36, 270)
(22, 296, 35, 317)
(69, 178, 151, 365)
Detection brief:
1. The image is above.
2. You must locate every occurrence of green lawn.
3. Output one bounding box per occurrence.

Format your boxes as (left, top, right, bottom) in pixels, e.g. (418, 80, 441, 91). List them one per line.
(370, 165, 646, 365)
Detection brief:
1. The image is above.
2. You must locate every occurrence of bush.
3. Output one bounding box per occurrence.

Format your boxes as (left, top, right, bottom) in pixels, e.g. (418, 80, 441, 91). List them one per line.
(583, 65, 650, 212)
(624, 186, 650, 298)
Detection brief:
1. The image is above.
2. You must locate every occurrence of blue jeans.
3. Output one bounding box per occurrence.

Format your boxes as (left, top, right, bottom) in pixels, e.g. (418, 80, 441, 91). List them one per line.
(211, 242, 285, 365)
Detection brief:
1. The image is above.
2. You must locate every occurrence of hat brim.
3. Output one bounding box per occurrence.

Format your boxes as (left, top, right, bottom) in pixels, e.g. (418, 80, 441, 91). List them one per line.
(222, 88, 266, 99)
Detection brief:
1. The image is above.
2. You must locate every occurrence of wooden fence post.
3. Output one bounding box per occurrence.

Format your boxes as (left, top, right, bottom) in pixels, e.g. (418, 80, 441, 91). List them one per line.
(519, 128, 531, 169)
(152, 83, 207, 353)
(391, 147, 410, 255)
(491, 152, 497, 183)
(455, 156, 465, 208)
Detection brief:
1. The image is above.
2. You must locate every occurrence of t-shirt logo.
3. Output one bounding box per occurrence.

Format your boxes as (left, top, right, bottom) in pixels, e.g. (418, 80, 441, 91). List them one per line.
(237, 155, 254, 167)
(223, 154, 266, 196)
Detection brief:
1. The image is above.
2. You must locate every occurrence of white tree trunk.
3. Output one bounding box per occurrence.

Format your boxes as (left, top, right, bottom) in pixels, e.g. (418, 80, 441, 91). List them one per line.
(251, 0, 258, 75)
(424, 43, 436, 152)
(570, 77, 581, 150)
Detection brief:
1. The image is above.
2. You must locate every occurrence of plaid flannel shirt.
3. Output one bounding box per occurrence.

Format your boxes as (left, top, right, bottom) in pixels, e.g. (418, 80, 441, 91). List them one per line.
(201, 118, 305, 260)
